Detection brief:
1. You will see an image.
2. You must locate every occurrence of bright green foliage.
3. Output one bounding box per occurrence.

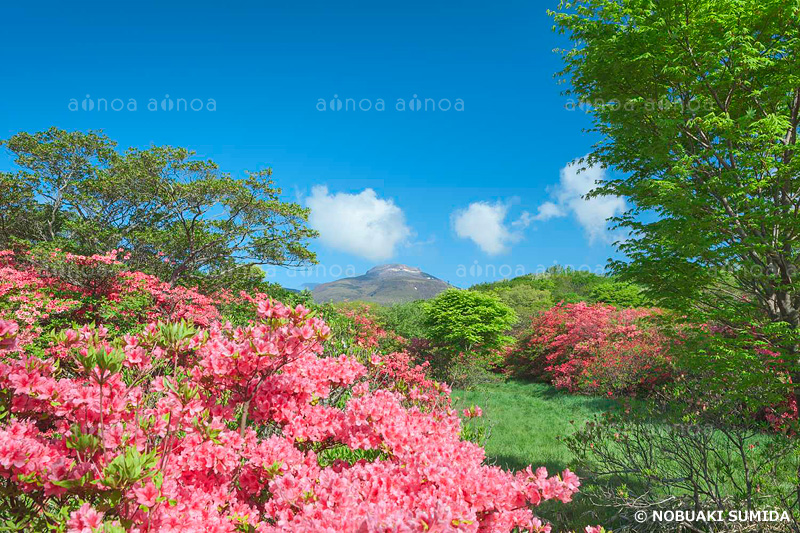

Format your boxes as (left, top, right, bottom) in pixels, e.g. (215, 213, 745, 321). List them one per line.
(589, 281, 649, 308)
(551, 4, 800, 524)
(488, 285, 554, 325)
(423, 289, 516, 355)
(553, 0, 800, 327)
(317, 445, 384, 467)
(676, 320, 800, 419)
(101, 446, 158, 490)
(0, 128, 318, 288)
(471, 267, 649, 313)
(375, 300, 429, 339)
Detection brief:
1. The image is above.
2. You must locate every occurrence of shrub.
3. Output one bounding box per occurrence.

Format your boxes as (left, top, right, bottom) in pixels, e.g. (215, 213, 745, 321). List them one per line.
(589, 281, 650, 308)
(561, 319, 800, 531)
(509, 302, 673, 396)
(0, 250, 592, 532)
(376, 300, 429, 340)
(0, 249, 220, 345)
(674, 319, 800, 430)
(422, 290, 516, 386)
(564, 391, 800, 532)
(490, 285, 554, 327)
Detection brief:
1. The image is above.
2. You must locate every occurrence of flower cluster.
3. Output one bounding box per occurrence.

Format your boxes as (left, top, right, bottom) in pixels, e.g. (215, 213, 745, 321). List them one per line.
(0, 251, 83, 346)
(0, 250, 220, 349)
(509, 302, 672, 396)
(462, 405, 483, 418)
(118, 271, 220, 327)
(340, 305, 404, 350)
(0, 253, 593, 532)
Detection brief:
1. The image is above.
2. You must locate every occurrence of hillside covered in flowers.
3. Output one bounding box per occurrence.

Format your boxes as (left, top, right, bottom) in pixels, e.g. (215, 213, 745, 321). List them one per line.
(0, 249, 598, 532)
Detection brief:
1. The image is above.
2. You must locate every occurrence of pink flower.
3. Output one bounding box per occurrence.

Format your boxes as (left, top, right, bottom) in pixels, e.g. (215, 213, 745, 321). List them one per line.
(0, 250, 587, 533)
(0, 320, 19, 351)
(133, 481, 159, 507)
(462, 405, 483, 418)
(67, 503, 103, 533)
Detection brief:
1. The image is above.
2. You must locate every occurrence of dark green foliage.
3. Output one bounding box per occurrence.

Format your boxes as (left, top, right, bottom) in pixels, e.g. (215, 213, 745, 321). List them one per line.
(1, 128, 318, 289)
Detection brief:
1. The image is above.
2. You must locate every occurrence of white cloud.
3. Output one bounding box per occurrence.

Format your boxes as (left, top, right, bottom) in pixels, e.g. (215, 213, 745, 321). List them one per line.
(306, 186, 412, 261)
(452, 201, 530, 255)
(511, 210, 534, 230)
(532, 201, 565, 221)
(535, 158, 627, 243)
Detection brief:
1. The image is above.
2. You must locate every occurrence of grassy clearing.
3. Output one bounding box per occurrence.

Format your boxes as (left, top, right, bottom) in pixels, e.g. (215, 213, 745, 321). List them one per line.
(453, 379, 621, 529)
(454, 380, 800, 531)
(452, 379, 619, 473)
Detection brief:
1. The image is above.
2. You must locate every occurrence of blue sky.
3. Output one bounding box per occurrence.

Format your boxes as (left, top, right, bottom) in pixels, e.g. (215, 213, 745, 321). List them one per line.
(0, 0, 626, 289)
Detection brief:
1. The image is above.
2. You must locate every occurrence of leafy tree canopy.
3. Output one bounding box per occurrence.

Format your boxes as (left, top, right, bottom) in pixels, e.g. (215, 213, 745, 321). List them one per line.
(423, 289, 517, 354)
(470, 266, 648, 312)
(0, 128, 318, 288)
(590, 281, 650, 308)
(375, 300, 429, 340)
(552, 0, 800, 327)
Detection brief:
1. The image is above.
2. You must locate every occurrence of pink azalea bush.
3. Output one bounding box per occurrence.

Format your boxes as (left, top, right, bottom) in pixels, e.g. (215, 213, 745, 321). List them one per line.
(0, 250, 594, 532)
(0, 249, 220, 347)
(508, 302, 673, 396)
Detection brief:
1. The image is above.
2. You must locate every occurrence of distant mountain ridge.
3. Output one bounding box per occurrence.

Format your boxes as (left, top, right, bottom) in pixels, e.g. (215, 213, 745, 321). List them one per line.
(312, 264, 451, 304)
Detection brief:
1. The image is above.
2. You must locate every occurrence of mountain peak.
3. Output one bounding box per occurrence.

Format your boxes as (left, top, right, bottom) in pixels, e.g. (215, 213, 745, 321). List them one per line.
(365, 264, 423, 277)
(312, 264, 450, 304)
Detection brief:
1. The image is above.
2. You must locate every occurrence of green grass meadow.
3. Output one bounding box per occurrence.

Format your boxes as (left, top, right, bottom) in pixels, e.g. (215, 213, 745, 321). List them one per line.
(452, 380, 619, 473)
(453, 380, 623, 529)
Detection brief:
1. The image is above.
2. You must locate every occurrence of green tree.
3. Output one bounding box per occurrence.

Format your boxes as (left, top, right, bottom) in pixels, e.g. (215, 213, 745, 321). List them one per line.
(553, 0, 800, 327)
(590, 281, 649, 308)
(423, 289, 517, 355)
(377, 300, 429, 340)
(489, 285, 554, 325)
(552, 6, 800, 522)
(0, 129, 118, 247)
(1, 128, 318, 287)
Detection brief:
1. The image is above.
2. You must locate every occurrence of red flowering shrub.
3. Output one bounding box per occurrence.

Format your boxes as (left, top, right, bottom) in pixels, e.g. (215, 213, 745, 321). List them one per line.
(118, 271, 220, 327)
(0, 251, 594, 532)
(0, 249, 84, 346)
(0, 249, 220, 346)
(509, 302, 673, 396)
(330, 306, 451, 409)
(339, 304, 404, 350)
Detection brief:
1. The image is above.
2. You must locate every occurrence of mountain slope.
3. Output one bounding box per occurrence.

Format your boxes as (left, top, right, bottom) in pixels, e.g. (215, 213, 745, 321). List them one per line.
(312, 264, 451, 305)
